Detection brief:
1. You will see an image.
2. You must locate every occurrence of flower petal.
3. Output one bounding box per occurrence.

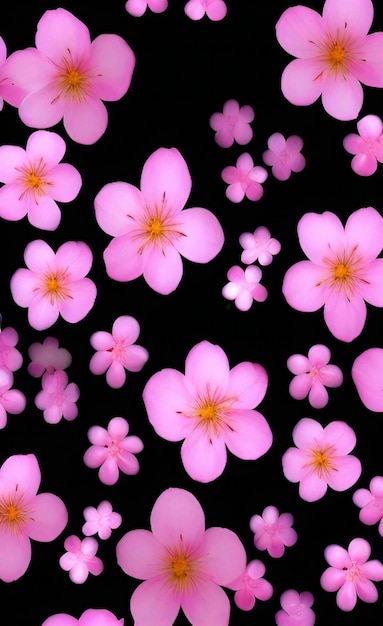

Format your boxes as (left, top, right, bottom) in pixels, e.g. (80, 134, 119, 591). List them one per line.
(174, 208, 224, 263)
(140, 148, 191, 214)
(224, 409, 272, 460)
(182, 578, 231, 626)
(150, 488, 205, 548)
(198, 527, 246, 584)
(90, 34, 135, 101)
(181, 428, 227, 482)
(130, 576, 181, 626)
(26, 493, 67, 541)
(116, 529, 164, 579)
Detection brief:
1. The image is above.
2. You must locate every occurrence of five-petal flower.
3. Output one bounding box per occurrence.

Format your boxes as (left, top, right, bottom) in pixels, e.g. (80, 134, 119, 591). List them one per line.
(222, 265, 267, 311)
(226, 560, 273, 611)
(59, 535, 103, 584)
(83, 500, 122, 540)
(262, 133, 305, 181)
(221, 153, 268, 202)
(249, 505, 297, 558)
(209, 99, 254, 147)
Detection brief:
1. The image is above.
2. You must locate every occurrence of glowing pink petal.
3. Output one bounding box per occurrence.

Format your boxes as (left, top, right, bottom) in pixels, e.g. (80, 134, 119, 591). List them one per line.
(175, 208, 224, 263)
(26, 493, 68, 541)
(63, 97, 108, 145)
(182, 579, 230, 626)
(90, 34, 135, 101)
(36, 8, 91, 63)
(94, 182, 144, 237)
(281, 58, 324, 106)
(150, 488, 205, 548)
(323, 290, 366, 342)
(117, 529, 165, 579)
(130, 577, 181, 626)
(0, 531, 31, 582)
(276, 6, 324, 58)
(140, 147, 191, 214)
(224, 409, 272, 460)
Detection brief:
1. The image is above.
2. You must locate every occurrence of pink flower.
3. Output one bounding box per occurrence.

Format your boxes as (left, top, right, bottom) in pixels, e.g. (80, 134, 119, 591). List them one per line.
(0, 130, 81, 230)
(262, 133, 306, 181)
(343, 114, 383, 176)
(59, 535, 103, 584)
(83, 416, 144, 485)
(239, 226, 281, 266)
(287, 344, 343, 409)
(10, 240, 97, 331)
(209, 99, 254, 147)
(35, 370, 80, 424)
(0, 453, 67, 582)
(276, 0, 383, 121)
(125, 0, 168, 16)
(184, 0, 227, 21)
(6, 8, 135, 144)
(282, 207, 383, 342)
(222, 265, 267, 311)
(353, 476, 383, 536)
(226, 560, 273, 610)
(41, 609, 124, 626)
(82, 500, 122, 540)
(28, 336, 72, 378)
(0, 326, 23, 372)
(0, 368, 26, 429)
(89, 315, 149, 389)
(352, 348, 383, 411)
(282, 418, 361, 502)
(95, 147, 224, 295)
(221, 153, 268, 202)
(116, 487, 246, 626)
(275, 590, 315, 626)
(0, 37, 26, 110)
(320, 538, 383, 611)
(249, 505, 297, 558)
(143, 340, 272, 482)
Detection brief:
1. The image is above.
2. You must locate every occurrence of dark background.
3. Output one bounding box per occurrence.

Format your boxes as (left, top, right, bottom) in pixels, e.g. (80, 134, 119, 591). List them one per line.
(2, 0, 383, 624)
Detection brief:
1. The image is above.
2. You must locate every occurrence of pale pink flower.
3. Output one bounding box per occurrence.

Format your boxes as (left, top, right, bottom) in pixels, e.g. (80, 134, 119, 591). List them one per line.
(116, 487, 246, 626)
(82, 500, 122, 540)
(41, 609, 124, 626)
(0, 453, 68, 582)
(353, 477, 383, 536)
(125, 0, 168, 16)
(275, 590, 315, 626)
(344, 114, 383, 176)
(143, 340, 272, 483)
(184, 0, 227, 21)
(0, 368, 26, 429)
(282, 207, 383, 342)
(287, 344, 343, 409)
(83, 416, 144, 485)
(89, 315, 149, 388)
(0, 326, 23, 372)
(226, 560, 273, 611)
(10, 240, 97, 331)
(222, 265, 267, 311)
(95, 147, 224, 295)
(282, 418, 361, 502)
(59, 535, 103, 584)
(6, 8, 135, 144)
(320, 538, 383, 611)
(262, 133, 306, 181)
(221, 153, 268, 202)
(28, 336, 72, 378)
(276, 0, 383, 121)
(249, 506, 297, 558)
(209, 99, 254, 147)
(352, 348, 383, 411)
(239, 226, 281, 266)
(0, 37, 26, 110)
(35, 370, 79, 424)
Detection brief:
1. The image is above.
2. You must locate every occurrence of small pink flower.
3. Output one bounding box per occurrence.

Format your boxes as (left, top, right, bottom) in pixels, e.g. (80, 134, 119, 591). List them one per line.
(83, 500, 122, 540)
(83, 416, 144, 485)
(59, 535, 103, 584)
(185, 0, 227, 21)
(35, 371, 80, 424)
(344, 114, 383, 176)
(125, 0, 168, 16)
(287, 344, 343, 409)
(320, 538, 383, 611)
(28, 336, 72, 378)
(275, 590, 315, 626)
(41, 609, 124, 626)
(209, 99, 254, 147)
(0, 368, 26, 429)
(226, 560, 273, 610)
(0, 326, 23, 373)
(221, 153, 268, 202)
(353, 476, 383, 536)
(239, 226, 281, 266)
(262, 133, 306, 181)
(282, 418, 361, 502)
(249, 505, 297, 558)
(222, 265, 267, 311)
(89, 315, 149, 389)
(352, 347, 383, 411)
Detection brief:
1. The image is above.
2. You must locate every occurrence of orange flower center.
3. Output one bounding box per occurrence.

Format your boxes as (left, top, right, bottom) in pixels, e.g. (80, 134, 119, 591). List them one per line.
(15, 157, 52, 204)
(0, 492, 30, 534)
(53, 50, 93, 103)
(328, 42, 346, 67)
(180, 390, 237, 443)
(306, 444, 338, 479)
(162, 545, 200, 591)
(39, 270, 73, 304)
(316, 245, 369, 301)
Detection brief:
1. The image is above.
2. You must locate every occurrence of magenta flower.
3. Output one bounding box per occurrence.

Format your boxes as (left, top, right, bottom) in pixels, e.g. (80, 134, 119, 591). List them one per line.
(0, 130, 81, 230)
(262, 133, 306, 181)
(276, 0, 383, 121)
(222, 265, 268, 311)
(226, 560, 273, 611)
(35, 371, 80, 424)
(125, 0, 168, 16)
(10, 240, 97, 331)
(116, 487, 246, 626)
(282, 207, 383, 342)
(0, 453, 67, 582)
(82, 500, 122, 540)
(28, 336, 72, 378)
(143, 340, 272, 482)
(344, 114, 383, 176)
(287, 344, 343, 409)
(95, 147, 224, 295)
(0, 368, 26, 429)
(6, 8, 135, 144)
(184, 0, 227, 21)
(353, 477, 383, 536)
(209, 99, 254, 148)
(0, 326, 23, 372)
(83, 416, 144, 485)
(352, 348, 383, 411)
(282, 418, 361, 502)
(221, 153, 268, 202)
(89, 315, 149, 388)
(320, 538, 383, 611)
(41, 609, 124, 626)
(275, 590, 315, 626)
(239, 226, 281, 266)
(59, 535, 103, 584)
(249, 506, 297, 558)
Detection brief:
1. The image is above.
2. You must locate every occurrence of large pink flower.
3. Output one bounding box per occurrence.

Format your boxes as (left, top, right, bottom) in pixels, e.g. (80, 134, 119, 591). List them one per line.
(143, 340, 272, 482)
(116, 487, 246, 626)
(95, 147, 224, 295)
(276, 0, 383, 120)
(6, 8, 135, 144)
(42, 609, 124, 626)
(351, 347, 383, 411)
(282, 207, 383, 342)
(0, 453, 68, 582)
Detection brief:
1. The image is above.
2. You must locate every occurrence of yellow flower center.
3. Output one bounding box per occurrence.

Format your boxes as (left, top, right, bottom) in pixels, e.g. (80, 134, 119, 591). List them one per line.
(316, 245, 369, 300)
(306, 445, 338, 479)
(41, 270, 73, 304)
(333, 262, 349, 280)
(171, 555, 189, 578)
(0, 493, 30, 533)
(66, 69, 82, 87)
(147, 217, 164, 238)
(198, 403, 217, 421)
(328, 42, 345, 66)
(53, 50, 92, 102)
(16, 157, 52, 204)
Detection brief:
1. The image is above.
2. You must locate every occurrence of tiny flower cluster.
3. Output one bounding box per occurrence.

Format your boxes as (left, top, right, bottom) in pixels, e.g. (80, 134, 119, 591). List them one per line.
(0, 325, 26, 429)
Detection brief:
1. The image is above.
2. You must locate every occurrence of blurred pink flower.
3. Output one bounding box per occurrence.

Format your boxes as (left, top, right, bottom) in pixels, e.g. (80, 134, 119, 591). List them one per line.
(221, 153, 268, 202)
(0, 326, 23, 372)
(42, 609, 124, 626)
(59, 535, 103, 584)
(95, 147, 224, 295)
(275, 589, 315, 626)
(287, 344, 343, 409)
(0, 453, 67, 582)
(282, 418, 361, 502)
(185, 0, 227, 21)
(276, 0, 383, 120)
(352, 347, 383, 411)
(83, 416, 144, 485)
(143, 340, 272, 482)
(282, 207, 383, 342)
(125, 0, 168, 16)
(10, 240, 97, 331)
(320, 538, 383, 611)
(6, 8, 135, 144)
(343, 114, 383, 176)
(262, 133, 305, 181)
(83, 500, 122, 540)
(222, 265, 267, 311)
(89, 315, 149, 388)
(0, 36, 26, 110)
(239, 226, 281, 266)
(249, 505, 297, 558)
(35, 370, 79, 424)
(226, 560, 273, 610)
(353, 476, 383, 536)
(0, 368, 26, 429)
(116, 487, 246, 626)
(28, 336, 72, 378)
(209, 99, 254, 147)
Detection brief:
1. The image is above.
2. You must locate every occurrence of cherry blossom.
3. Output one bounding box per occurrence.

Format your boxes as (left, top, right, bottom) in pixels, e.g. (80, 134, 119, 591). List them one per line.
(59, 535, 103, 584)
(209, 99, 254, 147)
(125, 0, 168, 16)
(222, 265, 267, 311)
(0, 36, 26, 110)
(28, 336, 72, 378)
(0, 326, 23, 373)
(82, 501, 122, 540)
(0, 368, 26, 429)
(41, 609, 124, 626)
(343, 114, 383, 176)
(275, 590, 316, 626)
(226, 560, 273, 610)
(249, 505, 297, 558)
(184, 0, 227, 21)
(353, 477, 383, 536)
(221, 153, 268, 202)
(262, 133, 306, 181)
(239, 226, 281, 266)
(35, 370, 80, 424)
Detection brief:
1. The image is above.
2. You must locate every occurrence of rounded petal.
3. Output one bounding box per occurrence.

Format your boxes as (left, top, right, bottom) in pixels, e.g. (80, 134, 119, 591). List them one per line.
(112, 315, 140, 343)
(63, 97, 108, 145)
(299, 471, 328, 501)
(150, 488, 205, 548)
(323, 421, 356, 455)
(344, 206, 383, 261)
(281, 58, 324, 106)
(174, 208, 224, 263)
(348, 537, 371, 563)
(0, 145, 27, 182)
(276, 6, 325, 58)
(48, 163, 82, 202)
(142, 245, 183, 295)
(323, 0, 373, 37)
(228, 362, 268, 408)
(116, 529, 164, 579)
(59, 278, 97, 323)
(181, 428, 227, 482)
(289, 374, 312, 400)
(103, 234, 144, 282)
(298, 211, 345, 263)
(292, 417, 323, 450)
(36, 8, 91, 63)
(355, 578, 379, 603)
(0, 453, 40, 499)
(41, 616, 77, 626)
(26, 493, 68, 541)
(99, 458, 119, 485)
(323, 291, 366, 342)
(182, 579, 231, 626)
(282, 261, 327, 312)
(198, 527, 246, 584)
(95, 182, 145, 237)
(106, 361, 126, 388)
(319, 364, 343, 387)
(26, 130, 66, 166)
(320, 567, 347, 591)
(89, 351, 113, 375)
(0, 531, 31, 581)
(122, 345, 149, 372)
(27, 196, 62, 231)
(140, 148, 191, 214)
(308, 382, 329, 408)
(107, 416, 129, 440)
(336, 580, 357, 611)
(185, 340, 229, 393)
(224, 409, 273, 460)
(19, 83, 66, 129)
(351, 32, 383, 87)
(24, 239, 55, 273)
(351, 153, 378, 176)
(352, 348, 383, 411)
(90, 34, 135, 101)
(83, 446, 108, 468)
(321, 73, 363, 121)
(130, 576, 181, 626)
(90, 331, 114, 351)
(287, 354, 311, 374)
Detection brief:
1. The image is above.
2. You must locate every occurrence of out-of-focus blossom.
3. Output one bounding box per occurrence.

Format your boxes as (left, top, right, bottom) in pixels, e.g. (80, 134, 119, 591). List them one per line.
(249, 505, 297, 558)
(209, 99, 254, 147)
(353, 477, 383, 536)
(185, 0, 227, 21)
(343, 114, 383, 176)
(352, 348, 383, 411)
(41, 609, 124, 626)
(35, 370, 79, 424)
(125, 0, 168, 16)
(28, 337, 72, 378)
(262, 133, 305, 181)
(83, 500, 122, 540)
(221, 153, 268, 202)
(0, 326, 23, 372)
(227, 560, 273, 610)
(0, 368, 26, 429)
(275, 589, 316, 626)
(59, 535, 103, 584)
(239, 226, 281, 266)
(222, 265, 267, 311)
